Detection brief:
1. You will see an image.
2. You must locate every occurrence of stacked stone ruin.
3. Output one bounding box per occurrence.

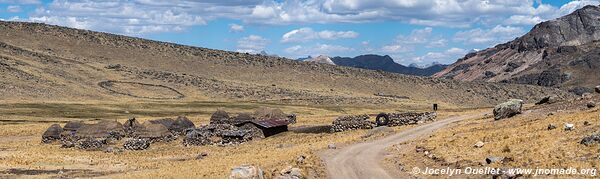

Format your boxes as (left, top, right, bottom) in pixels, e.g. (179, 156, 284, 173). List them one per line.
(41, 107, 295, 151)
(42, 116, 194, 151)
(330, 115, 375, 132)
(330, 112, 437, 132)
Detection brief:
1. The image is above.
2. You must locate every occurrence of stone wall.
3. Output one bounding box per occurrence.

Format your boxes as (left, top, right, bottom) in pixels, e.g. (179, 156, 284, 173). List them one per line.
(330, 115, 375, 133)
(384, 112, 437, 126)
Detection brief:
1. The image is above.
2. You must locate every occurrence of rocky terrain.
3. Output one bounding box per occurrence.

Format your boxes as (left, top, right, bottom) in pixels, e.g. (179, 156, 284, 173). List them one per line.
(0, 21, 570, 107)
(435, 5, 600, 94)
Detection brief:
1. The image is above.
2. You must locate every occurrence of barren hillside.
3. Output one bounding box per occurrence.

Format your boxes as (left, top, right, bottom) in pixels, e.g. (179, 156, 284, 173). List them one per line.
(435, 5, 600, 94)
(0, 21, 569, 107)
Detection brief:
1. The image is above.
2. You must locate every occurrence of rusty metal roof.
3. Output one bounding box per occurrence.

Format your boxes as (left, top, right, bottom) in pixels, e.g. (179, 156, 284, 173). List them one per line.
(248, 119, 290, 128)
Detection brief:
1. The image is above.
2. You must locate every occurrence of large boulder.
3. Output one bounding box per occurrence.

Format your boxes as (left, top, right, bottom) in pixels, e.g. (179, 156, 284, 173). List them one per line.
(75, 120, 125, 139)
(42, 124, 63, 143)
(210, 109, 231, 124)
(228, 165, 264, 179)
(493, 99, 524, 120)
(596, 85, 600, 93)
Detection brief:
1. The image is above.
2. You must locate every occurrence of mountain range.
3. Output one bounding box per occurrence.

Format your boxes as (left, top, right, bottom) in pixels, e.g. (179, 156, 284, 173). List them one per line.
(435, 5, 600, 94)
(299, 55, 448, 76)
(0, 20, 565, 107)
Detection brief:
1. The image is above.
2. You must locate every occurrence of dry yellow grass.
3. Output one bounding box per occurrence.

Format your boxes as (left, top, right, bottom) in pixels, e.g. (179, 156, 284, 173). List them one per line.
(386, 97, 600, 178)
(0, 99, 462, 178)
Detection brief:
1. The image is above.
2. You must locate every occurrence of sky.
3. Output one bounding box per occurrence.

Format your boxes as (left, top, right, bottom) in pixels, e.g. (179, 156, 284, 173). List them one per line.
(0, 0, 599, 66)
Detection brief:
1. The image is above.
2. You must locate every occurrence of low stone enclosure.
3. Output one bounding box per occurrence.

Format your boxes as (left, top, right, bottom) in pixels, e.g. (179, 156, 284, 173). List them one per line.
(41, 107, 296, 151)
(330, 112, 437, 132)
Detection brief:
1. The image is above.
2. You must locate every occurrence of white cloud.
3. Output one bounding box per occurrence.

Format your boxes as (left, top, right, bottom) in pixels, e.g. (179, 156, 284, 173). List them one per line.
(6, 5, 21, 13)
(504, 15, 543, 25)
(16, 0, 600, 36)
(454, 25, 525, 45)
(0, 0, 40, 4)
(281, 27, 358, 43)
(284, 44, 353, 56)
(379, 27, 447, 53)
(381, 44, 411, 53)
(236, 35, 270, 54)
(427, 38, 448, 48)
(411, 47, 468, 64)
(556, 0, 600, 17)
(229, 23, 244, 32)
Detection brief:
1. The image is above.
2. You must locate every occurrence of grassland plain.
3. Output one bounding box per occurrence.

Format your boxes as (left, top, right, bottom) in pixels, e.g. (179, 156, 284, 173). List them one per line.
(0, 98, 478, 178)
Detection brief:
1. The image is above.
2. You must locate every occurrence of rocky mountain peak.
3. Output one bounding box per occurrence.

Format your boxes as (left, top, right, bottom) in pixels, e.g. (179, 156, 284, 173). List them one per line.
(510, 5, 600, 51)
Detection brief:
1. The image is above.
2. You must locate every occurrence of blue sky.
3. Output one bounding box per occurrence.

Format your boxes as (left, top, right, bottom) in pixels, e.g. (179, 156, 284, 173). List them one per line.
(0, 0, 598, 65)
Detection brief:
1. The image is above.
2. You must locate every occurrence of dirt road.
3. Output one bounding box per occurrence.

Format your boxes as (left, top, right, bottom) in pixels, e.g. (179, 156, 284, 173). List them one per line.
(321, 113, 485, 179)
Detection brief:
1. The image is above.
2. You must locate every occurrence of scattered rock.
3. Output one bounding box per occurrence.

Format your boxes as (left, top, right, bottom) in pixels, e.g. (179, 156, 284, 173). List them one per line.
(584, 121, 591, 126)
(582, 93, 593, 99)
(42, 124, 63, 143)
(535, 95, 559, 105)
(277, 166, 304, 179)
(228, 165, 264, 179)
(547, 124, 557, 130)
(493, 99, 523, 120)
(123, 138, 150, 150)
(474, 141, 485, 148)
(564, 123, 575, 131)
(328, 143, 336, 149)
(103, 146, 123, 153)
(485, 157, 504, 164)
(581, 133, 600, 146)
(296, 155, 306, 164)
(587, 101, 596, 108)
(105, 64, 122, 69)
(196, 152, 208, 160)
